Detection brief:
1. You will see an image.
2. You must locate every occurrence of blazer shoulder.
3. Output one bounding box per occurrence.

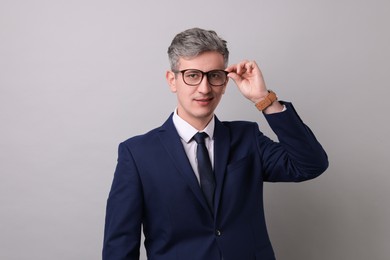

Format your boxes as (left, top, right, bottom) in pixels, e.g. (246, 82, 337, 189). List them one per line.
(121, 127, 161, 147)
(120, 114, 175, 148)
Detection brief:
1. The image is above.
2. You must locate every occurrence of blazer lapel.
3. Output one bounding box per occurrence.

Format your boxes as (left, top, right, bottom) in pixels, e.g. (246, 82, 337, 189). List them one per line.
(157, 114, 211, 214)
(213, 116, 230, 218)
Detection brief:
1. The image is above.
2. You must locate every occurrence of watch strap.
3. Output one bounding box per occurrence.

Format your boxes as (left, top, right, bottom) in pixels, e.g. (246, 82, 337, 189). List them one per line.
(255, 90, 277, 111)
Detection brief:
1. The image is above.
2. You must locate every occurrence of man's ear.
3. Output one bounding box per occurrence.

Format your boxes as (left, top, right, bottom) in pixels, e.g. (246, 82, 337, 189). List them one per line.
(166, 70, 177, 93)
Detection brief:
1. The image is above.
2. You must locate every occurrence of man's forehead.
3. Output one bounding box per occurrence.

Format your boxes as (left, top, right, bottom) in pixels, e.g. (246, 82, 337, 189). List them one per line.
(177, 52, 225, 70)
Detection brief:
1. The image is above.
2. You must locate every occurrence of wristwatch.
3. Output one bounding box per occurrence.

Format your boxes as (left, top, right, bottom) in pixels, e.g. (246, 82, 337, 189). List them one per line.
(255, 90, 277, 111)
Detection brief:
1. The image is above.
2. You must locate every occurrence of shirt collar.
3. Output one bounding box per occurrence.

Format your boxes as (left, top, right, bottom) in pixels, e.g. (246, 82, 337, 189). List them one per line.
(172, 108, 215, 143)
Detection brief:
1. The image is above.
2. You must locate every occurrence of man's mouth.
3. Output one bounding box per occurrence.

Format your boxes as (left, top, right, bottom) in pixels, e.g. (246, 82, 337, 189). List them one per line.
(195, 97, 213, 105)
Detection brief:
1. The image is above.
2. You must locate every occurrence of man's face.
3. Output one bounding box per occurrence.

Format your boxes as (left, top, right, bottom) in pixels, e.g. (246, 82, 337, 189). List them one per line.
(166, 51, 227, 129)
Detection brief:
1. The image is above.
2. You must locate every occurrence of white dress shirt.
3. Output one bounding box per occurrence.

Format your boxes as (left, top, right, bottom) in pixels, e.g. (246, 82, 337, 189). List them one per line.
(172, 108, 215, 183)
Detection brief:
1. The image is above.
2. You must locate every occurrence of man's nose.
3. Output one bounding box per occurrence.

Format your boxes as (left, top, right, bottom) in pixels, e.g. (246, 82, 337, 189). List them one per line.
(197, 75, 211, 93)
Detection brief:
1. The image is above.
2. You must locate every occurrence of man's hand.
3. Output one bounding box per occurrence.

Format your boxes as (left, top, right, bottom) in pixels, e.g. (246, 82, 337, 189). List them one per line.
(226, 60, 284, 114)
(226, 60, 268, 103)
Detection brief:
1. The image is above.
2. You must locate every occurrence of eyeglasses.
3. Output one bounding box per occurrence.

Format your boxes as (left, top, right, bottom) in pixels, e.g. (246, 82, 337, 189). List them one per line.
(174, 69, 228, 86)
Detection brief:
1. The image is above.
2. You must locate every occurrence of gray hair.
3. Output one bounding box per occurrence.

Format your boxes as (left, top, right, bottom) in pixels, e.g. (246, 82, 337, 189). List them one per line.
(167, 28, 229, 71)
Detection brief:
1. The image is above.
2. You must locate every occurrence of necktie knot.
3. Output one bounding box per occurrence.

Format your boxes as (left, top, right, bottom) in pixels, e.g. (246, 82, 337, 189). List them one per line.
(193, 132, 208, 144)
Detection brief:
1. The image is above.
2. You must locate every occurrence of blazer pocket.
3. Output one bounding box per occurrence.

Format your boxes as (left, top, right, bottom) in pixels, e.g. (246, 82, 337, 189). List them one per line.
(227, 153, 255, 172)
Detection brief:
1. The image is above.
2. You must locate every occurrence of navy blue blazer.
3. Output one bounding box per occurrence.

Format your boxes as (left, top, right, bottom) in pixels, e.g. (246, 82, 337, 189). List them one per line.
(103, 102, 328, 260)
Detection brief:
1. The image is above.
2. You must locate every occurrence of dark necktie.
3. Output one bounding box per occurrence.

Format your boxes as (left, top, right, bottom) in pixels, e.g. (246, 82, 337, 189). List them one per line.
(193, 132, 215, 212)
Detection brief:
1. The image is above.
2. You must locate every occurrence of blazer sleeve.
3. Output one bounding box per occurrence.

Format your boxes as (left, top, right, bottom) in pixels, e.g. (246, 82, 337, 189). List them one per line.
(258, 102, 329, 182)
(103, 142, 143, 260)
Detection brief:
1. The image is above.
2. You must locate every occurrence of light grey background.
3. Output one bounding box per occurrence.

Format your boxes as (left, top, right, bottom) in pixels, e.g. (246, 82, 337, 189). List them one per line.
(1, 0, 389, 259)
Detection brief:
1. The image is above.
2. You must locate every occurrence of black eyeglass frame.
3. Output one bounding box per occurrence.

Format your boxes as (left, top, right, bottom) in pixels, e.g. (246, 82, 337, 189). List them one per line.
(174, 69, 229, 87)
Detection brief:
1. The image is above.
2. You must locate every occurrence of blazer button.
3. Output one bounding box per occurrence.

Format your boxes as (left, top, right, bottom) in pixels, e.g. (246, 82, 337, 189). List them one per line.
(215, 230, 222, 236)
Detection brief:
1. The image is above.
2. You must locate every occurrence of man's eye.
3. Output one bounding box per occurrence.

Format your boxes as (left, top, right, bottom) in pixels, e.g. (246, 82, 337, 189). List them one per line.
(209, 73, 221, 79)
(186, 73, 200, 79)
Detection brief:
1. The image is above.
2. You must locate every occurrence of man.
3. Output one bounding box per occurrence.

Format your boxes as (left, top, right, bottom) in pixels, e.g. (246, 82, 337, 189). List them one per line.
(103, 28, 328, 260)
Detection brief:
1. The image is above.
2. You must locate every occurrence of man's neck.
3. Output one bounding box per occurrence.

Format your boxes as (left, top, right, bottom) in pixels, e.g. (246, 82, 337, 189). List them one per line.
(173, 108, 215, 131)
